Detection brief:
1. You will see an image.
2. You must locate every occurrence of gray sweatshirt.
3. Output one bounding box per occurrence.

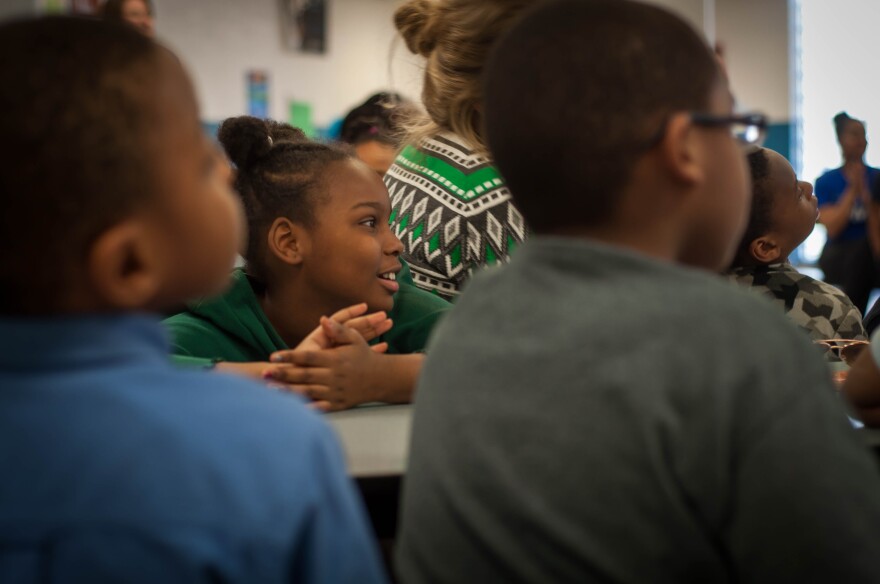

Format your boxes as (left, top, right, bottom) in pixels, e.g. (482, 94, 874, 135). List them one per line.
(397, 237, 880, 584)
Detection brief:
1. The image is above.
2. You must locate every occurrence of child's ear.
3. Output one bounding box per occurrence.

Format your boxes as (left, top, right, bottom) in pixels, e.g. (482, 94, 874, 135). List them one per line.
(268, 217, 308, 265)
(87, 219, 163, 310)
(749, 236, 783, 264)
(658, 113, 703, 186)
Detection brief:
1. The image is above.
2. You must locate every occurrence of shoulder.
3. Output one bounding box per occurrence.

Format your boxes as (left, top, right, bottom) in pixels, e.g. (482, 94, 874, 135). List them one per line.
(383, 283, 451, 353)
(162, 311, 235, 359)
(135, 367, 341, 480)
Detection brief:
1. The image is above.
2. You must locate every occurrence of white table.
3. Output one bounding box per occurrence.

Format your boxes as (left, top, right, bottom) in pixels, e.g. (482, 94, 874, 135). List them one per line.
(326, 403, 413, 478)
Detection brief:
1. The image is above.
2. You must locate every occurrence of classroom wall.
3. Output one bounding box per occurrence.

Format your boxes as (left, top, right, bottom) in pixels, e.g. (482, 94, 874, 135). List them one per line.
(154, 0, 423, 131)
(646, 0, 792, 159)
(717, 0, 792, 159)
(0, 0, 36, 19)
(154, 0, 793, 144)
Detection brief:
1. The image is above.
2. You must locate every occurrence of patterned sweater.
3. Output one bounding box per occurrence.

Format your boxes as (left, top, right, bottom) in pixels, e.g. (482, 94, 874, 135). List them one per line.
(384, 132, 528, 300)
(726, 262, 866, 341)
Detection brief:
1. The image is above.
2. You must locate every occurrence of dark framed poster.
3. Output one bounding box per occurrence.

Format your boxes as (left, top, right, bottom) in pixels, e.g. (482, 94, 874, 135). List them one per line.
(279, 0, 327, 54)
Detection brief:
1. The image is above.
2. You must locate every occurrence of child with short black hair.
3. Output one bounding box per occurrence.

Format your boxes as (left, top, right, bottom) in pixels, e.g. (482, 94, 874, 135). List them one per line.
(164, 116, 450, 411)
(339, 92, 410, 175)
(726, 147, 866, 341)
(396, 1, 880, 582)
(0, 16, 386, 583)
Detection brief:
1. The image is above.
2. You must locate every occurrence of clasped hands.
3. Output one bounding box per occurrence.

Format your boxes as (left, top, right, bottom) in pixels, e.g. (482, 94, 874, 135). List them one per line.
(215, 303, 393, 412)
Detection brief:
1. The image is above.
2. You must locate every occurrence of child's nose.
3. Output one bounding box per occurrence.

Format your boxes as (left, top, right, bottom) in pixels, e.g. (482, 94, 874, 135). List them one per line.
(803, 181, 815, 198)
(385, 231, 404, 256)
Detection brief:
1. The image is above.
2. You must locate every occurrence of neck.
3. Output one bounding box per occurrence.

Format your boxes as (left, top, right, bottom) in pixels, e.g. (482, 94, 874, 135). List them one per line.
(257, 276, 329, 349)
(733, 256, 787, 270)
(551, 223, 681, 265)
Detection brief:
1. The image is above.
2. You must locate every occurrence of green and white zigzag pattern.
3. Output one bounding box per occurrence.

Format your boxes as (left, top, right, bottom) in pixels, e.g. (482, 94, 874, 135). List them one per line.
(385, 133, 528, 298)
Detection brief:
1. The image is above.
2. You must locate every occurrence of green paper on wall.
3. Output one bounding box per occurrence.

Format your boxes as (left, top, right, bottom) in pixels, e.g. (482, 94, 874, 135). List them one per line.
(289, 101, 315, 138)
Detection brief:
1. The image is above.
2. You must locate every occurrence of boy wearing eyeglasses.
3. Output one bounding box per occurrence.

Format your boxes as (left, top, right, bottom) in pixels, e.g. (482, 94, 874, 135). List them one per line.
(725, 147, 867, 342)
(395, 1, 880, 582)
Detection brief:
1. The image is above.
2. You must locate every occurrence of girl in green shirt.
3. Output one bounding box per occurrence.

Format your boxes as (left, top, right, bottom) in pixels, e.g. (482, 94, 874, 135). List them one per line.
(165, 116, 450, 411)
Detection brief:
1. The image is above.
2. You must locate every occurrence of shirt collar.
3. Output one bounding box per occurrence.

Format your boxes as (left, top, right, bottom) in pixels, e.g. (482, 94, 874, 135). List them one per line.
(0, 313, 170, 371)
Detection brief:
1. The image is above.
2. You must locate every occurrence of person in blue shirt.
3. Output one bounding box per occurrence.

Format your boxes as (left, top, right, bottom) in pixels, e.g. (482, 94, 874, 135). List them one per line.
(0, 16, 387, 584)
(815, 111, 880, 313)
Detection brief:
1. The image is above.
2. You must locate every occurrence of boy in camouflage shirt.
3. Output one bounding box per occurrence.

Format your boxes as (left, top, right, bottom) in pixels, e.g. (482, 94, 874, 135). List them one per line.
(726, 147, 866, 340)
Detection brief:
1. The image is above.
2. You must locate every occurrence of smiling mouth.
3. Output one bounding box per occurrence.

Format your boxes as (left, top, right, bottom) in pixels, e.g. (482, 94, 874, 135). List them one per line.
(377, 270, 400, 294)
(378, 271, 397, 282)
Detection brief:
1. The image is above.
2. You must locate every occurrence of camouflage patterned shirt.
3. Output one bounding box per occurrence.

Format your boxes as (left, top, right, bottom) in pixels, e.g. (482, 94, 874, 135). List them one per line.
(726, 263, 867, 341)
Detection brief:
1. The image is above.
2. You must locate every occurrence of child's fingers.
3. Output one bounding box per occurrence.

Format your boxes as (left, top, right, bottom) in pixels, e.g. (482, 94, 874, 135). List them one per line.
(270, 349, 337, 368)
(308, 400, 333, 412)
(370, 342, 389, 354)
(295, 384, 334, 401)
(327, 303, 369, 324)
(320, 316, 363, 346)
(346, 313, 392, 341)
(288, 384, 332, 399)
(267, 364, 333, 385)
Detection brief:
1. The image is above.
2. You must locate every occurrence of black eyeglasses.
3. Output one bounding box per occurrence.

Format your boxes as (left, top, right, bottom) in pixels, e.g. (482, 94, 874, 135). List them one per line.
(690, 112, 768, 147)
(641, 111, 768, 151)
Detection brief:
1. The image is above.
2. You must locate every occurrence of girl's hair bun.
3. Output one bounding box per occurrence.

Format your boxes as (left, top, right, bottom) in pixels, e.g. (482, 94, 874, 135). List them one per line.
(217, 116, 271, 169)
(217, 116, 308, 169)
(394, 0, 440, 57)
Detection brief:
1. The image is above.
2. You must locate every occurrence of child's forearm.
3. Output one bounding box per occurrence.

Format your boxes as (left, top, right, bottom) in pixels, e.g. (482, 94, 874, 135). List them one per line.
(368, 353, 424, 404)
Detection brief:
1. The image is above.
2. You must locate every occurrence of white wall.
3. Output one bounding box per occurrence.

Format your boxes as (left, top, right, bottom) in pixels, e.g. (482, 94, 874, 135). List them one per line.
(716, 0, 790, 121)
(154, 0, 792, 129)
(647, 0, 792, 122)
(155, 0, 423, 128)
(0, 0, 37, 20)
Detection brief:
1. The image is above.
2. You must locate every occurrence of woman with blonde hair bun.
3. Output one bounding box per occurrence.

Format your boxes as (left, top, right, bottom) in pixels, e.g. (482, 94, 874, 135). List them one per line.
(385, 0, 538, 300)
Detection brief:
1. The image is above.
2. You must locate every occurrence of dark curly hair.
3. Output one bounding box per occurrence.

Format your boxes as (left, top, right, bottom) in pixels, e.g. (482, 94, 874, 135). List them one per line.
(217, 116, 353, 283)
(339, 92, 408, 147)
(833, 111, 863, 140)
(731, 147, 774, 267)
(483, 0, 720, 233)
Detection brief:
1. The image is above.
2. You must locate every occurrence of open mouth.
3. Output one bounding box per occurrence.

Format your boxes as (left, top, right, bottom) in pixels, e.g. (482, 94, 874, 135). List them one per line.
(377, 269, 400, 294)
(378, 271, 397, 282)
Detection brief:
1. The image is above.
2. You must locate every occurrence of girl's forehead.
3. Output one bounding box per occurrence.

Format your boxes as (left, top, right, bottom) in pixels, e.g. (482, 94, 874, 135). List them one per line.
(321, 159, 390, 208)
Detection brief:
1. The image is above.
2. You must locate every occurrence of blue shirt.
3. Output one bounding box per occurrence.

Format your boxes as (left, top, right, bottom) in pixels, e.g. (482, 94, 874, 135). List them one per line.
(0, 315, 387, 584)
(814, 165, 880, 242)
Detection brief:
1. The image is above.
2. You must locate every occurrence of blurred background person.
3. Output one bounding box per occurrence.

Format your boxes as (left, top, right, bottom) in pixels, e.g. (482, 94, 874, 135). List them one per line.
(815, 111, 880, 313)
(339, 92, 411, 176)
(384, 0, 538, 300)
(100, 0, 154, 38)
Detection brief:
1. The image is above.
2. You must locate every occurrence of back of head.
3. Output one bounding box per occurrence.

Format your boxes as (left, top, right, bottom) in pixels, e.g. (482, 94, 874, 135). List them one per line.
(394, 0, 537, 151)
(217, 116, 351, 283)
(339, 92, 409, 147)
(483, 0, 719, 233)
(0, 16, 162, 314)
(834, 111, 855, 139)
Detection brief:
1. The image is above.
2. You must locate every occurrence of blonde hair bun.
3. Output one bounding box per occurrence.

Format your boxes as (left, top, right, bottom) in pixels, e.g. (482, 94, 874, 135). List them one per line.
(394, 0, 440, 57)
